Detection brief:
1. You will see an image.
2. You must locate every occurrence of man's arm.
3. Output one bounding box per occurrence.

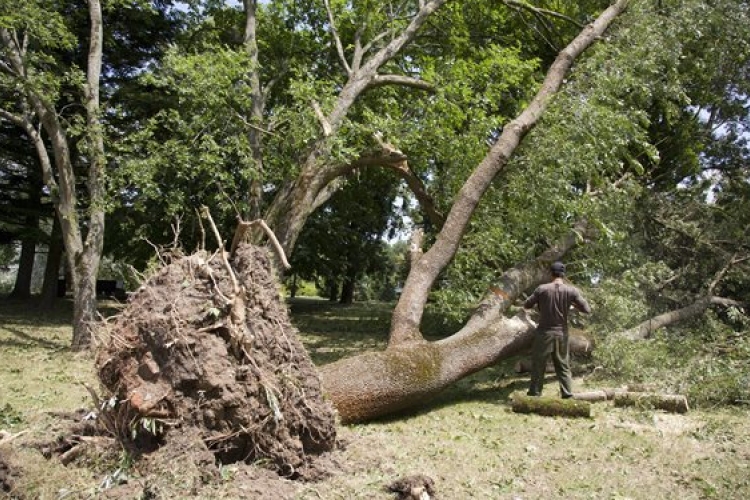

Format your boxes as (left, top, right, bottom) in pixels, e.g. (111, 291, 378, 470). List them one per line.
(572, 289, 591, 314)
(524, 289, 539, 309)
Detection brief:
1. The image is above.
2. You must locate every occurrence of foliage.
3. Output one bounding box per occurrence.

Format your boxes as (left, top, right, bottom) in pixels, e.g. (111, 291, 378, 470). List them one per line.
(288, 168, 400, 302)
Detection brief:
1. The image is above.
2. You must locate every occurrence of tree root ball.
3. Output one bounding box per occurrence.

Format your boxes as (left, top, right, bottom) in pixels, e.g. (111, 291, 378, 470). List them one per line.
(95, 244, 336, 477)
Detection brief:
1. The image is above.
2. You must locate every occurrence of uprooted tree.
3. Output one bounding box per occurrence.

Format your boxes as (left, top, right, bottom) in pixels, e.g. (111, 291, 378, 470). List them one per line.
(96, 231, 337, 476)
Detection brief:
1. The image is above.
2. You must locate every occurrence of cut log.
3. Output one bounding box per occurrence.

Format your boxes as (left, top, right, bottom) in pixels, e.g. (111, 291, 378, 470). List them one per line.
(572, 388, 625, 402)
(572, 390, 610, 402)
(511, 393, 591, 418)
(613, 392, 689, 414)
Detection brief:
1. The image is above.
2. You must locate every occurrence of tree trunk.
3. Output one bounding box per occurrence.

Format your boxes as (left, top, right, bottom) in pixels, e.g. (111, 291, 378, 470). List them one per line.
(9, 229, 36, 299)
(321, 312, 536, 422)
(328, 280, 338, 302)
(339, 266, 357, 304)
(38, 215, 64, 310)
(319, 0, 630, 423)
(71, 260, 99, 350)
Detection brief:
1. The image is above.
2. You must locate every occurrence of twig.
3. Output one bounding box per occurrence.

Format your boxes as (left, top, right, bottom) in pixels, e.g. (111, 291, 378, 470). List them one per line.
(200, 206, 240, 294)
(230, 218, 291, 269)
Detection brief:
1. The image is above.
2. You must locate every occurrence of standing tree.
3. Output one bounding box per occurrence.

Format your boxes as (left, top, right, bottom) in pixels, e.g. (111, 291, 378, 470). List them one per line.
(1, 0, 180, 347)
(0, 0, 106, 348)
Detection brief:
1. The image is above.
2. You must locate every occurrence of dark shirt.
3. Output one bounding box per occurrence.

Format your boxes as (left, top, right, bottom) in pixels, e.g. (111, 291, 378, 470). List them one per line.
(524, 280, 590, 335)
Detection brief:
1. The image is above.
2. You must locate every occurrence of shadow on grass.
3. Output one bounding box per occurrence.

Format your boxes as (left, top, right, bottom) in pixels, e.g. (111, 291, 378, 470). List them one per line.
(0, 297, 74, 326)
(289, 297, 393, 365)
(0, 324, 68, 350)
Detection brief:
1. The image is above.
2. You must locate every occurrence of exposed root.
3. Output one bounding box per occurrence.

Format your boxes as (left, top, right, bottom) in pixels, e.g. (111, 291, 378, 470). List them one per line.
(95, 243, 336, 478)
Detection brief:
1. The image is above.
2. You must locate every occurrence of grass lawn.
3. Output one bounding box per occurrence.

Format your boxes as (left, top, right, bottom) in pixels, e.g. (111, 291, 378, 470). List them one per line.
(1, 297, 749, 499)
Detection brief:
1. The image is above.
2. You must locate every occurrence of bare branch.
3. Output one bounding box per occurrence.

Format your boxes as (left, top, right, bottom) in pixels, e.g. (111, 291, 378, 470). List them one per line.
(352, 25, 365, 72)
(233, 109, 280, 137)
(361, 28, 394, 57)
(324, 0, 352, 75)
(409, 228, 424, 267)
(707, 252, 741, 293)
(200, 206, 240, 294)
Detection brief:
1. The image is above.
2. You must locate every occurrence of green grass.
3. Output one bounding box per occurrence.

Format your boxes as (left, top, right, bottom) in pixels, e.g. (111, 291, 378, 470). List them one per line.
(2, 297, 750, 499)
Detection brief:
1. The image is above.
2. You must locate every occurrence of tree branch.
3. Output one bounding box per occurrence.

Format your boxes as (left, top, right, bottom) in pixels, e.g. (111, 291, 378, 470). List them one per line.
(437, 219, 591, 347)
(367, 74, 435, 91)
(311, 100, 333, 137)
(620, 295, 743, 341)
(323, 0, 352, 75)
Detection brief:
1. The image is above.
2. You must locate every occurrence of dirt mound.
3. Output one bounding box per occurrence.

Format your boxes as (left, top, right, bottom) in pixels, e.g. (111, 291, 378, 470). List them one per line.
(96, 244, 337, 478)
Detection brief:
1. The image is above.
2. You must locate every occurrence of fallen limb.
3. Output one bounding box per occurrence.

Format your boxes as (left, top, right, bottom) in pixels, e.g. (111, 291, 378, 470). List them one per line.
(613, 392, 689, 414)
(511, 393, 591, 418)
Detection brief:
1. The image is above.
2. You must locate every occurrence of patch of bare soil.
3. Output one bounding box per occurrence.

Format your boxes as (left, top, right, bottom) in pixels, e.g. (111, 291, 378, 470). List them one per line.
(94, 244, 337, 486)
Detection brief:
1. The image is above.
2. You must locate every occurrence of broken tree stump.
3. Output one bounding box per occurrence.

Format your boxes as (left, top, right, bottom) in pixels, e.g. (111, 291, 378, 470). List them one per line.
(613, 392, 689, 414)
(511, 393, 591, 418)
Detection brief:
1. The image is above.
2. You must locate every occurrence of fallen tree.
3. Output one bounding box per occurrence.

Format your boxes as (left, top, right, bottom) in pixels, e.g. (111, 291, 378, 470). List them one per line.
(320, 0, 631, 423)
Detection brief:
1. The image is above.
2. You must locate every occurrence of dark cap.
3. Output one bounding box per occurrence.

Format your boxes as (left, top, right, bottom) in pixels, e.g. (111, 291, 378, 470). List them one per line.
(550, 261, 565, 276)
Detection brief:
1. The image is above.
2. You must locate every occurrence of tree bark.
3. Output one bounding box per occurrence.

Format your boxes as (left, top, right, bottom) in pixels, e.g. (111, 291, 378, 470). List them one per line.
(319, 0, 630, 423)
(10, 179, 41, 299)
(339, 268, 356, 304)
(243, 0, 265, 219)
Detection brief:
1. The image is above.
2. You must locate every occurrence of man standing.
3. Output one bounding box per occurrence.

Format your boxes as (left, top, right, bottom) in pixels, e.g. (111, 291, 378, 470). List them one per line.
(523, 261, 591, 398)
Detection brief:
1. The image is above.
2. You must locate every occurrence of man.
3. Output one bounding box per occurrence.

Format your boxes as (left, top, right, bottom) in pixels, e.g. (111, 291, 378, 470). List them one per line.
(523, 261, 590, 398)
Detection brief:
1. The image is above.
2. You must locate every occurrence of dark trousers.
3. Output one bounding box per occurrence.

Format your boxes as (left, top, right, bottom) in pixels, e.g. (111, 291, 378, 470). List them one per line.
(528, 331, 573, 398)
